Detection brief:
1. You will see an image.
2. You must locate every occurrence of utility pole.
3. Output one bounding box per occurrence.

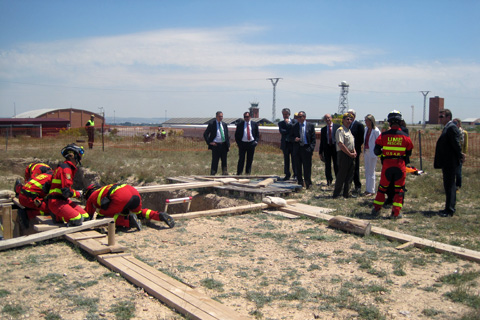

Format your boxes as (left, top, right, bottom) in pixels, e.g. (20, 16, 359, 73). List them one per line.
(267, 78, 282, 122)
(420, 91, 429, 129)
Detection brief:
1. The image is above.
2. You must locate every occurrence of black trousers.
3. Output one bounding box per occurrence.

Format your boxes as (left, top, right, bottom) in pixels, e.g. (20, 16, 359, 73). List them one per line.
(237, 141, 256, 175)
(324, 144, 338, 183)
(282, 142, 296, 178)
(295, 146, 313, 188)
(210, 143, 228, 175)
(442, 166, 457, 214)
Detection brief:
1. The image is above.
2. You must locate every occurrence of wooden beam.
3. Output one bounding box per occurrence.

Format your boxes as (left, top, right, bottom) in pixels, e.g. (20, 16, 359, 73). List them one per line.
(1, 206, 14, 239)
(172, 199, 297, 220)
(135, 181, 223, 193)
(0, 218, 114, 251)
(328, 215, 371, 236)
(279, 203, 480, 263)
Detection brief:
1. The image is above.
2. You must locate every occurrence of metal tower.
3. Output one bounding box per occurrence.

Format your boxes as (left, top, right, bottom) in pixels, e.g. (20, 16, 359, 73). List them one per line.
(338, 81, 350, 114)
(267, 78, 282, 121)
(411, 105, 414, 125)
(420, 91, 430, 129)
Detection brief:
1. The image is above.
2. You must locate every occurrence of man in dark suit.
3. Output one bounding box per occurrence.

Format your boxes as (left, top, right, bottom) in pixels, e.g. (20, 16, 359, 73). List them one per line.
(348, 109, 364, 194)
(278, 108, 297, 181)
(203, 111, 230, 175)
(319, 113, 339, 186)
(235, 111, 259, 175)
(434, 109, 466, 217)
(292, 111, 316, 189)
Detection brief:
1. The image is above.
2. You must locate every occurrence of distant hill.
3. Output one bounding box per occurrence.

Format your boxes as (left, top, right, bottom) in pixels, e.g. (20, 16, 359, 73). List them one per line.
(105, 117, 167, 126)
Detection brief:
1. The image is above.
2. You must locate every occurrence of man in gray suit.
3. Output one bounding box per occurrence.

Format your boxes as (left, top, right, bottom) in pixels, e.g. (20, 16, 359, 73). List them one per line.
(434, 109, 466, 217)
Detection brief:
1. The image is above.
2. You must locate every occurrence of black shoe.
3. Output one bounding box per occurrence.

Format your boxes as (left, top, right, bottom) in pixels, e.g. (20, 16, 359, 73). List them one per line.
(438, 210, 453, 217)
(17, 208, 29, 229)
(159, 212, 175, 228)
(282, 176, 290, 181)
(371, 207, 380, 217)
(389, 213, 403, 219)
(129, 213, 143, 231)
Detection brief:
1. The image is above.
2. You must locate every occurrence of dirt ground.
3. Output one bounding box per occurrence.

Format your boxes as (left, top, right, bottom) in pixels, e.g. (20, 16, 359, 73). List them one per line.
(1, 159, 479, 319)
(1, 191, 480, 320)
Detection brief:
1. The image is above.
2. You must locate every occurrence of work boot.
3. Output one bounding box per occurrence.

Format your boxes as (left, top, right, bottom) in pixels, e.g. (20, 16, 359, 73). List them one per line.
(159, 212, 175, 228)
(14, 179, 22, 196)
(389, 212, 403, 219)
(371, 207, 380, 217)
(67, 216, 84, 227)
(17, 208, 29, 229)
(129, 213, 142, 231)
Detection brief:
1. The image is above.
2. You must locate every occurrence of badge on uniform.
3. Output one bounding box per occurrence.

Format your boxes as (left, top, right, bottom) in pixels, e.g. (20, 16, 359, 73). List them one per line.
(66, 174, 71, 180)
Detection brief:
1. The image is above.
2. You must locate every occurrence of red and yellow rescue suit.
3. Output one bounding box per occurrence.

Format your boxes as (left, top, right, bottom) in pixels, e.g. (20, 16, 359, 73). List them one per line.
(47, 160, 89, 223)
(85, 184, 165, 228)
(24, 162, 53, 182)
(15, 162, 53, 195)
(373, 125, 414, 217)
(18, 173, 52, 220)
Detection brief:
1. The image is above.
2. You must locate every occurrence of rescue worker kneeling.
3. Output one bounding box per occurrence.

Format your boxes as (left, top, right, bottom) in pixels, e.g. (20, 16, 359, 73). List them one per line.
(47, 144, 89, 226)
(371, 111, 413, 219)
(83, 183, 175, 230)
(14, 162, 53, 196)
(17, 172, 53, 228)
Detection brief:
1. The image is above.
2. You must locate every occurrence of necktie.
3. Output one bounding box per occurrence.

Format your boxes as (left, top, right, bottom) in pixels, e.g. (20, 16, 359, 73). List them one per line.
(247, 122, 251, 140)
(328, 125, 332, 144)
(219, 122, 225, 142)
(303, 124, 307, 144)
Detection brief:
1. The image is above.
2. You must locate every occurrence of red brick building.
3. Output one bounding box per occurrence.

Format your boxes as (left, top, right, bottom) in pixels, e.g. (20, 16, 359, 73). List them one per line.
(429, 96, 444, 124)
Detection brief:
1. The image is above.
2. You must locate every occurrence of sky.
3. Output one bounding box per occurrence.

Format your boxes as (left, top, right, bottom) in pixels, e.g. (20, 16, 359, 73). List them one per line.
(1, 0, 479, 123)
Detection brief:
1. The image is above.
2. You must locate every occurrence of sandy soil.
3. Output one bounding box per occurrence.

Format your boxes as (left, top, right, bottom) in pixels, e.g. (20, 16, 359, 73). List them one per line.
(1, 192, 479, 320)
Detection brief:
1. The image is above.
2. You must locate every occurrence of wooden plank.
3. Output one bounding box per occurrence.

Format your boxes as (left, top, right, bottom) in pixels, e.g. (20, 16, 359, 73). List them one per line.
(33, 224, 59, 232)
(172, 199, 297, 220)
(76, 238, 113, 255)
(279, 203, 336, 220)
(1, 206, 13, 240)
(279, 203, 480, 263)
(254, 178, 275, 188)
(370, 226, 480, 263)
(97, 255, 249, 320)
(65, 230, 106, 241)
(0, 218, 114, 251)
(135, 181, 223, 194)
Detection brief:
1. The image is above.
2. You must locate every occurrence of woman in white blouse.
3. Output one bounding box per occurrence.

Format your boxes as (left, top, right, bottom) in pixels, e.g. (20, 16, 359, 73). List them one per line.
(363, 114, 381, 196)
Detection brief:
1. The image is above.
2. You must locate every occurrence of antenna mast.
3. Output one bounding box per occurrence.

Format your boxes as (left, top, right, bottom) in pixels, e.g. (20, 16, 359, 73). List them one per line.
(338, 81, 350, 114)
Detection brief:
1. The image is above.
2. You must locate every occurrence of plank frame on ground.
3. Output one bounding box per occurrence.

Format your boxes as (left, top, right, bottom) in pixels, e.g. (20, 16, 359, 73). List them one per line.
(97, 253, 250, 320)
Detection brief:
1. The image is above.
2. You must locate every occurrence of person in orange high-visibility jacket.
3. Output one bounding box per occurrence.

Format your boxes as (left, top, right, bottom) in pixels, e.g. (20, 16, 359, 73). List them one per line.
(371, 111, 413, 219)
(14, 162, 53, 196)
(18, 172, 52, 220)
(83, 183, 175, 230)
(47, 144, 89, 226)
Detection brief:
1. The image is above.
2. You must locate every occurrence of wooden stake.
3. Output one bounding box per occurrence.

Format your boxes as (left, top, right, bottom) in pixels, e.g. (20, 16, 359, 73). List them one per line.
(108, 220, 115, 246)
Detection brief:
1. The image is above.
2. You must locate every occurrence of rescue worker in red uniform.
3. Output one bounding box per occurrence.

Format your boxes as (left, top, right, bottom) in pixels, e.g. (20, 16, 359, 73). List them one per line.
(371, 111, 413, 219)
(83, 183, 175, 230)
(14, 162, 53, 196)
(85, 114, 95, 149)
(47, 144, 89, 226)
(17, 172, 53, 227)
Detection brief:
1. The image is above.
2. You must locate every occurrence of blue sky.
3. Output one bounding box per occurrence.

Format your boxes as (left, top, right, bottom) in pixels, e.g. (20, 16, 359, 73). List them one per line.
(1, 0, 479, 123)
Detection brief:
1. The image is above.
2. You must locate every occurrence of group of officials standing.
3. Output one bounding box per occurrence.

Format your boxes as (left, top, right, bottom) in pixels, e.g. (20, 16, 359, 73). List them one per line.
(203, 111, 259, 176)
(203, 107, 466, 219)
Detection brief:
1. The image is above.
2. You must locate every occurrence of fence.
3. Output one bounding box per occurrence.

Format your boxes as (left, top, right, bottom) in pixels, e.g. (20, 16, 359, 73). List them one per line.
(2, 125, 479, 168)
